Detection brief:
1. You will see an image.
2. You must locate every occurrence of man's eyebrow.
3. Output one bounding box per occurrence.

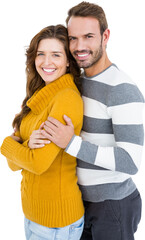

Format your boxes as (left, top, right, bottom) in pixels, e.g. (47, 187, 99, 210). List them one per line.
(68, 33, 96, 38)
(68, 35, 76, 38)
(84, 33, 96, 36)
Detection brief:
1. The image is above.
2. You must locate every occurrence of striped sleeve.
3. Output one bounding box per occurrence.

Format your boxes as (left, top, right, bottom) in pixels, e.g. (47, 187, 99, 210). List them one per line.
(65, 83, 144, 175)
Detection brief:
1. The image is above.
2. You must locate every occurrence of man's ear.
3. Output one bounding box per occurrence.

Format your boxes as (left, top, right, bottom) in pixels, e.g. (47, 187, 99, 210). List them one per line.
(103, 28, 110, 46)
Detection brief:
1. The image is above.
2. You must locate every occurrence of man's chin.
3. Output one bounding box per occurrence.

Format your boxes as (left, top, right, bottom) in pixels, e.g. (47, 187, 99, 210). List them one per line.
(77, 62, 93, 69)
(75, 60, 91, 68)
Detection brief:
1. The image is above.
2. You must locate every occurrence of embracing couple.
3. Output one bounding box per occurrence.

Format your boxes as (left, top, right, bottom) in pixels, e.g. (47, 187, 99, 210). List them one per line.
(1, 2, 144, 240)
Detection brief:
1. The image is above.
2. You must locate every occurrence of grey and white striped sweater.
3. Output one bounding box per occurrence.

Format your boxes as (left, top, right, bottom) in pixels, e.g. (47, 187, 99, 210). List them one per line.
(66, 64, 144, 202)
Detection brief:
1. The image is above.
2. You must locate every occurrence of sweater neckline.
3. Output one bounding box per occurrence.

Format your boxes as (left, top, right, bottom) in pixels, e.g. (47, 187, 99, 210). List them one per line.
(82, 63, 118, 79)
(27, 73, 74, 114)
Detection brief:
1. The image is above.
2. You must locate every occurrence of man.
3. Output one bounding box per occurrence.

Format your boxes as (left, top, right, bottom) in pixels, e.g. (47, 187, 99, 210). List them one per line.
(32, 2, 144, 239)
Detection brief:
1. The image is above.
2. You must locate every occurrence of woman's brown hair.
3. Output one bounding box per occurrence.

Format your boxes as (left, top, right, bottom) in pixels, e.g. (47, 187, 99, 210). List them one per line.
(12, 25, 81, 130)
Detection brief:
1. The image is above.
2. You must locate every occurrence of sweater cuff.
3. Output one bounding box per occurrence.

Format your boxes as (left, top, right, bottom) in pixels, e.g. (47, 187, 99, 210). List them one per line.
(65, 134, 82, 157)
(1, 136, 18, 159)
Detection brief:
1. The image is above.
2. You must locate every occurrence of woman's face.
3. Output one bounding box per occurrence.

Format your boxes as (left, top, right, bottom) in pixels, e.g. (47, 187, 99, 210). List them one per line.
(35, 38, 69, 85)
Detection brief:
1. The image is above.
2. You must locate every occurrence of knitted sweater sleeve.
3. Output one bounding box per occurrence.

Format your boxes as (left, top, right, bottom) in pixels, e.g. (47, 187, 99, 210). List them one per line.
(65, 83, 144, 175)
(1, 90, 83, 175)
(6, 131, 22, 171)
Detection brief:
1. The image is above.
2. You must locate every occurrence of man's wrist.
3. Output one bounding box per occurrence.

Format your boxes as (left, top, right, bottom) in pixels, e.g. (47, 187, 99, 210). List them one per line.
(65, 134, 76, 151)
(65, 135, 82, 158)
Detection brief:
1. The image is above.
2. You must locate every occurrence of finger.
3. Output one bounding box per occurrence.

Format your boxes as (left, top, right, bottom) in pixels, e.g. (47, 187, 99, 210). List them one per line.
(41, 130, 54, 141)
(63, 115, 74, 127)
(36, 133, 47, 139)
(33, 130, 44, 135)
(32, 144, 45, 149)
(31, 131, 46, 139)
(43, 124, 56, 136)
(44, 121, 58, 132)
(47, 117, 63, 127)
(39, 122, 45, 130)
(33, 139, 51, 144)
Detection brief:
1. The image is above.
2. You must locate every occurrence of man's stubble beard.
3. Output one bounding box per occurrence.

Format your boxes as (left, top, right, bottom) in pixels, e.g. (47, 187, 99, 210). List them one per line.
(74, 38, 103, 69)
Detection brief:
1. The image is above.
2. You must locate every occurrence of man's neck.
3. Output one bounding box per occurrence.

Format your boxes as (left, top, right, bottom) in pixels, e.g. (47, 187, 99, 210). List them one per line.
(84, 54, 112, 77)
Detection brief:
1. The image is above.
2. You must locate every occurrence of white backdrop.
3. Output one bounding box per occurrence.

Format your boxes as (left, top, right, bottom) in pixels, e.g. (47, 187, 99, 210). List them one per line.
(0, 0, 145, 239)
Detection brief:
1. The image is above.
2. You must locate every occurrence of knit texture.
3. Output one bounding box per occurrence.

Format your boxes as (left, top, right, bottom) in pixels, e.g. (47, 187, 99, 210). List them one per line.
(1, 74, 84, 227)
(65, 65, 144, 202)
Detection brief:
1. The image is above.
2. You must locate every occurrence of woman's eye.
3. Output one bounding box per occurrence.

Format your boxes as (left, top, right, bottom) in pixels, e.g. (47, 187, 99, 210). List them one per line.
(37, 53, 44, 56)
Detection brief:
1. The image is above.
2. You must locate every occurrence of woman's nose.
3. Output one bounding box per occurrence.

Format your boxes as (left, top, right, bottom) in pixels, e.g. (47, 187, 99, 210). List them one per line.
(43, 56, 52, 65)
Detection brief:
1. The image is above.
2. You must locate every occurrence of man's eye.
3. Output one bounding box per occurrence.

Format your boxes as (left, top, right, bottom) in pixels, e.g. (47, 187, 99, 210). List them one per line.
(69, 37, 76, 41)
(87, 35, 93, 38)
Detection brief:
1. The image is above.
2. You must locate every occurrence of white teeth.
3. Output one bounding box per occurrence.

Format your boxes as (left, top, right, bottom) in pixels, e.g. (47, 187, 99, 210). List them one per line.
(43, 68, 55, 73)
(78, 54, 89, 57)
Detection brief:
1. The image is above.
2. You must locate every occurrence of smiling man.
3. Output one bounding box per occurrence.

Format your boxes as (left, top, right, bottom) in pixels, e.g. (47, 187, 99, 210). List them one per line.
(30, 2, 144, 240)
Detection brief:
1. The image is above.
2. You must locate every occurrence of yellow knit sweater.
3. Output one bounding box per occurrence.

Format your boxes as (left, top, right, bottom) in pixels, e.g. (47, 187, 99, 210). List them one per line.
(1, 74, 84, 227)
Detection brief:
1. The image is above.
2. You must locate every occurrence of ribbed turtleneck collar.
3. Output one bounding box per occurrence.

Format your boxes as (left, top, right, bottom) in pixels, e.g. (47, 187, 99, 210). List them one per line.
(27, 74, 75, 114)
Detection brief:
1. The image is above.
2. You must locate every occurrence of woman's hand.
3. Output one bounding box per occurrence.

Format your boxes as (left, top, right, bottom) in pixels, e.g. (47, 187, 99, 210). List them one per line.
(10, 133, 23, 143)
(28, 123, 51, 149)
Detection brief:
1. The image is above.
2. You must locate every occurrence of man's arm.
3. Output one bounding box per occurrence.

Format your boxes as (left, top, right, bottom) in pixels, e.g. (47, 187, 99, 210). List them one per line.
(41, 84, 144, 175)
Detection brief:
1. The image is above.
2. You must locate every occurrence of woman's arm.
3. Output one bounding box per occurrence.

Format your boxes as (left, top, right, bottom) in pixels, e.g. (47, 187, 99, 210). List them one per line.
(6, 131, 22, 171)
(1, 89, 83, 175)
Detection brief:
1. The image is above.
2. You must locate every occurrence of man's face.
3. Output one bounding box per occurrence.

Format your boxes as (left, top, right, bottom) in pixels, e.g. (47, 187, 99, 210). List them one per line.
(68, 16, 104, 69)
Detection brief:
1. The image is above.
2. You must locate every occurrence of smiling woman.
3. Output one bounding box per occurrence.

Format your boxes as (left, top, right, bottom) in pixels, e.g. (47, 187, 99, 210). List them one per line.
(0, 25, 84, 240)
(35, 38, 69, 85)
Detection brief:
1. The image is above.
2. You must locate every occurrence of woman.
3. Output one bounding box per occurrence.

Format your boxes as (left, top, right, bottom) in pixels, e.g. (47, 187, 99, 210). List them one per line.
(1, 25, 84, 240)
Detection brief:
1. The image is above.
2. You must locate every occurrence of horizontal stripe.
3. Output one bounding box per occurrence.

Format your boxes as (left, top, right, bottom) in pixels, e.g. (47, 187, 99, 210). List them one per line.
(114, 147, 138, 175)
(82, 65, 135, 86)
(108, 102, 144, 124)
(77, 159, 109, 170)
(82, 79, 112, 105)
(77, 167, 130, 186)
(78, 178, 136, 202)
(66, 135, 82, 157)
(116, 142, 143, 169)
(77, 140, 98, 165)
(113, 124, 144, 145)
(83, 116, 113, 134)
(80, 131, 116, 146)
(95, 146, 115, 171)
(82, 82, 144, 108)
(82, 96, 110, 119)
(108, 83, 144, 107)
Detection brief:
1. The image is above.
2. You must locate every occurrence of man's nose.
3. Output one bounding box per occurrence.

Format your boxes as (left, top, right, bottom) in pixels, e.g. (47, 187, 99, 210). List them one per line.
(76, 39, 86, 51)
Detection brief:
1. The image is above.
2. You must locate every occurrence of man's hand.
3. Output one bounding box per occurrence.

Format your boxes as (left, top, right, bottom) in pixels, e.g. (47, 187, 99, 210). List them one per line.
(42, 115, 75, 148)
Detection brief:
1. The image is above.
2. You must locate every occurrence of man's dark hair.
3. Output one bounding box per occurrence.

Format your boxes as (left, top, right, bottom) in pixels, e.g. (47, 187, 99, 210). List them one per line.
(66, 1, 108, 35)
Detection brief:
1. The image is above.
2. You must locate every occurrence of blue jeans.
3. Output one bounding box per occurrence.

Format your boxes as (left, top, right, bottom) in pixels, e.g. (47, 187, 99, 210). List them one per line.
(24, 216, 84, 240)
